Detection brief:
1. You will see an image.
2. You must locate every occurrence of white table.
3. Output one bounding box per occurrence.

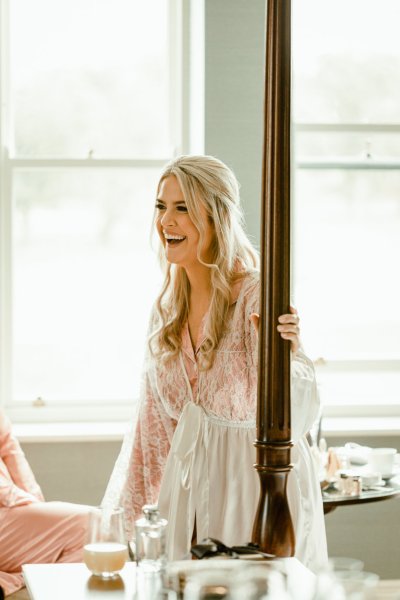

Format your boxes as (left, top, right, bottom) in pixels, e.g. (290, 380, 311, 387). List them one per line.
(23, 563, 136, 600)
(23, 558, 315, 600)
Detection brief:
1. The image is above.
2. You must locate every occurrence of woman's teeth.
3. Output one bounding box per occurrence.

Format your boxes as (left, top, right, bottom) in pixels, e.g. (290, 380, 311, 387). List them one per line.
(164, 233, 186, 245)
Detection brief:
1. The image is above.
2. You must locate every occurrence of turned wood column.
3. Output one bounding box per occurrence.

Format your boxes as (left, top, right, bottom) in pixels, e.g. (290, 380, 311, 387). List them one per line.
(252, 0, 295, 557)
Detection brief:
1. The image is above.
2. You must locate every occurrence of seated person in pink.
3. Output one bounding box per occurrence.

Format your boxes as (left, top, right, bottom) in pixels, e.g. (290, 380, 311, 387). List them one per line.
(0, 410, 90, 597)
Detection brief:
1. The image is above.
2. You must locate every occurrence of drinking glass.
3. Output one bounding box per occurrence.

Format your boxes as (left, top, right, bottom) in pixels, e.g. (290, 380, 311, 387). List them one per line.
(135, 569, 178, 600)
(328, 557, 364, 573)
(229, 563, 289, 600)
(313, 556, 364, 600)
(83, 506, 128, 578)
(183, 563, 288, 600)
(183, 571, 230, 600)
(334, 570, 380, 600)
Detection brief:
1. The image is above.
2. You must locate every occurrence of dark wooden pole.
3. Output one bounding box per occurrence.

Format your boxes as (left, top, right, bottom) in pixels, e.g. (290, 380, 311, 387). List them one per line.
(252, 0, 295, 557)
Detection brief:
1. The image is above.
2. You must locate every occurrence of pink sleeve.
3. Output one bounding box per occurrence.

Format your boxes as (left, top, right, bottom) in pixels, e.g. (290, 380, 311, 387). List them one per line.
(0, 570, 24, 597)
(0, 411, 44, 506)
(122, 371, 176, 538)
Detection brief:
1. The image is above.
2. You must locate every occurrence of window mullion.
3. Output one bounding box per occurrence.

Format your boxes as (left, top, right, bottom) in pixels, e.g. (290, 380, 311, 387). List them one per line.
(0, 0, 13, 411)
(295, 123, 400, 133)
(9, 158, 171, 169)
(0, 157, 12, 412)
(168, 0, 188, 156)
(296, 158, 400, 170)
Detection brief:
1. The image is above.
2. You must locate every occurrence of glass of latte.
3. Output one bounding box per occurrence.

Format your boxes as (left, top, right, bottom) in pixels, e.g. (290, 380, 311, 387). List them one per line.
(84, 506, 128, 578)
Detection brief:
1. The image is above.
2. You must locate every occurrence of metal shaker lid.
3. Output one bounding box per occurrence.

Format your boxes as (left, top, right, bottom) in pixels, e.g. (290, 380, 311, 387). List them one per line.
(143, 504, 160, 523)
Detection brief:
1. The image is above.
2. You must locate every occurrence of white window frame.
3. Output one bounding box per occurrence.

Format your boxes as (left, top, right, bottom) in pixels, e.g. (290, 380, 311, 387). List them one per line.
(295, 121, 400, 420)
(0, 0, 204, 424)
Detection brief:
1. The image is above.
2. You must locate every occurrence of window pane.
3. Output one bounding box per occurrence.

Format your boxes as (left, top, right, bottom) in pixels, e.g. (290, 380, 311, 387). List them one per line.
(315, 366, 400, 409)
(12, 169, 163, 403)
(293, 0, 400, 123)
(11, 0, 170, 158)
(293, 170, 400, 361)
(296, 130, 400, 161)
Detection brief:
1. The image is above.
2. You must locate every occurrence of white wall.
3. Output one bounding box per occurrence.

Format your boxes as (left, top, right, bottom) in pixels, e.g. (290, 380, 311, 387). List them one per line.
(205, 0, 265, 246)
(21, 441, 121, 506)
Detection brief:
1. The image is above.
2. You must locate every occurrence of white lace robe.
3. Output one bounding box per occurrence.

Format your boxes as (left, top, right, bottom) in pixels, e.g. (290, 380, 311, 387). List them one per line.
(103, 274, 328, 572)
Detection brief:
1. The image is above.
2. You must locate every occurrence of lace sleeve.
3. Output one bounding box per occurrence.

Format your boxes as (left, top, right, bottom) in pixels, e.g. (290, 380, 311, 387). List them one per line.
(102, 356, 177, 540)
(243, 276, 260, 369)
(290, 350, 320, 443)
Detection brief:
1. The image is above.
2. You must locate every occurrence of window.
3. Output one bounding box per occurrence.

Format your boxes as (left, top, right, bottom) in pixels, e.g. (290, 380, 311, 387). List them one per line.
(0, 0, 191, 422)
(292, 0, 400, 416)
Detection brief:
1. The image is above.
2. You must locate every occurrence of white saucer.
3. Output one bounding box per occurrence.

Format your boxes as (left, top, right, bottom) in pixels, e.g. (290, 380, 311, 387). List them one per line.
(362, 478, 385, 490)
(381, 466, 400, 480)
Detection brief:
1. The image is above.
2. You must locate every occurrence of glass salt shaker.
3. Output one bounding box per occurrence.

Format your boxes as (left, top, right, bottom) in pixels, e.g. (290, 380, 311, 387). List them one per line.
(339, 472, 351, 495)
(135, 505, 167, 572)
(351, 475, 362, 496)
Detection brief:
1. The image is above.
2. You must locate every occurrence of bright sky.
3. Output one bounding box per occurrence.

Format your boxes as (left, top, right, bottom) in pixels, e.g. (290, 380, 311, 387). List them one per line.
(293, 0, 400, 74)
(11, 0, 167, 80)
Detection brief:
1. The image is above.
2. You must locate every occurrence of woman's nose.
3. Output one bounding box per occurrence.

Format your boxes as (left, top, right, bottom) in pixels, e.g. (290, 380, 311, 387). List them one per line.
(160, 208, 176, 227)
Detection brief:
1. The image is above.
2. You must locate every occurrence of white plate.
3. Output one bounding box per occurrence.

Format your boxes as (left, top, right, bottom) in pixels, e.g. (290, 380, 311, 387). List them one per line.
(362, 479, 385, 490)
(344, 463, 400, 481)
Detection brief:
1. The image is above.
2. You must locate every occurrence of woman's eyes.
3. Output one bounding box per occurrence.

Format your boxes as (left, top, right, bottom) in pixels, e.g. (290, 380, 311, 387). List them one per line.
(155, 203, 188, 213)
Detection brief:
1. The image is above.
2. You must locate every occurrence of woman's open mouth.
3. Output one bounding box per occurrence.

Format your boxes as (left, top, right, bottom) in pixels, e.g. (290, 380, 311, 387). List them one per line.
(164, 233, 186, 246)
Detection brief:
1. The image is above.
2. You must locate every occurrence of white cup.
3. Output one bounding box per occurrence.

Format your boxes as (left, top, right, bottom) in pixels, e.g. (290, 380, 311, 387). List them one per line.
(361, 472, 382, 488)
(368, 448, 397, 477)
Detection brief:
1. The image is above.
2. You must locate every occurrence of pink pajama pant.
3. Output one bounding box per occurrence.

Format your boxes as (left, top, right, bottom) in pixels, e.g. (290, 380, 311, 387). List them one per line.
(0, 501, 90, 597)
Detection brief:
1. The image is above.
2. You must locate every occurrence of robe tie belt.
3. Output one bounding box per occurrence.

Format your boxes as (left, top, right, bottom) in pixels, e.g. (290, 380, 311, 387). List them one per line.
(158, 402, 256, 560)
(158, 401, 209, 560)
(172, 402, 204, 489)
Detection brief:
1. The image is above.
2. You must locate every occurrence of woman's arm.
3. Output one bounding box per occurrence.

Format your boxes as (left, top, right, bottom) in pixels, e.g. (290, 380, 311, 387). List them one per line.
(0, 411, 44, 506)
(0, 571, 25, 598)
(103, 366, 176, 540)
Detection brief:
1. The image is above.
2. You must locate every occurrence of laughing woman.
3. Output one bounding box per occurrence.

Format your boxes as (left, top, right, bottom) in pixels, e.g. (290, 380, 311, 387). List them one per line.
(103, 155, 327, 572)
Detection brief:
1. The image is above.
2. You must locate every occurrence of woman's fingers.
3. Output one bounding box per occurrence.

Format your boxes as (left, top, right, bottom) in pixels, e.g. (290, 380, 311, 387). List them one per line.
(277, 325, 300, 337)
(278, 307, 300, 354)
(278, 308, 300, 325)
(251, 309, 301, 354)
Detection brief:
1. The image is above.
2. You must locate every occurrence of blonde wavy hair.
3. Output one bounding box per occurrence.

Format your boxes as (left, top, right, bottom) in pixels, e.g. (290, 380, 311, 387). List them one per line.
(149, 155, 259, 370)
